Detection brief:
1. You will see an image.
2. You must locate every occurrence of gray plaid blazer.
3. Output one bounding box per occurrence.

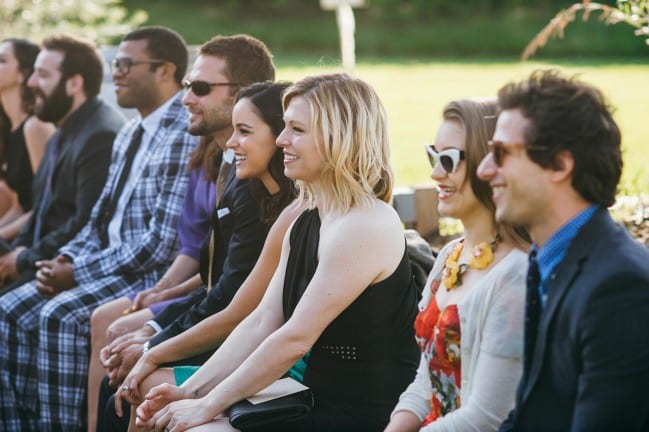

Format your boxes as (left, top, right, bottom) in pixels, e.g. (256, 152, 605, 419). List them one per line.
(59, 92, 198, 286)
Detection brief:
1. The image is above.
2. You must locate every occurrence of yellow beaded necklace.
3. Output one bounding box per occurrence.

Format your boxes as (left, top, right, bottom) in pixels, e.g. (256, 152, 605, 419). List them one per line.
(441, 235, 500, 290)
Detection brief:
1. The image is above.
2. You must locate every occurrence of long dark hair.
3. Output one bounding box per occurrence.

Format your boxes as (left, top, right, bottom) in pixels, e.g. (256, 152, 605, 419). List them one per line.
(236, 81, 295, 225)
(0, 38, 40, 171)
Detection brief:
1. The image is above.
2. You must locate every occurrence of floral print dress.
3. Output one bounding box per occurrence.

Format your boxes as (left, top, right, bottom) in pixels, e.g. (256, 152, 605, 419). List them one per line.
(413, 277, 462, 426)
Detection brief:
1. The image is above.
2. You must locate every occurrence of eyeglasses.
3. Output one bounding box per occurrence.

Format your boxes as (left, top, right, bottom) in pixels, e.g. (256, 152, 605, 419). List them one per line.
(182, 79, 241, 97)
(425, 145, 466, 174)
(487, 140, 549, 166)
(111, 57, 165, 75)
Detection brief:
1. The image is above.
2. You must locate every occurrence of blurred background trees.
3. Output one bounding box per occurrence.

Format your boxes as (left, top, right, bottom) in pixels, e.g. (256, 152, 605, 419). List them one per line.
(0, 0, 146, 43)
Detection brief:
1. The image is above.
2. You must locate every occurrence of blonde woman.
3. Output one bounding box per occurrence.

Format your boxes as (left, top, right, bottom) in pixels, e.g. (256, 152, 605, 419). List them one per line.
(385, 99, 529, 432)
(135, 73, 420, 432)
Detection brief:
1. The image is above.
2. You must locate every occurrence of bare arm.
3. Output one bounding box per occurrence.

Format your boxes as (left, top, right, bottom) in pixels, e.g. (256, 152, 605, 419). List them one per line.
(0, 209, 29, 241)
(179, 204, 405, 419)
(118, 202, 303, 405)
(131, 255, 200, 311)
(147, 202, 301, 365)
(23, 116, 55, 173)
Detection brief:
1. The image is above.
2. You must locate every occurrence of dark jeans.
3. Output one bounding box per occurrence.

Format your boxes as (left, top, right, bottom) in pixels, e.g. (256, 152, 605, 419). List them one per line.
(0, 268, 36, 297)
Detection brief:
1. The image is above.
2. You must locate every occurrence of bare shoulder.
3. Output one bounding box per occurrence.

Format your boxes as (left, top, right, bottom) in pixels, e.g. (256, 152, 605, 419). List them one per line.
(23, 116, 55, 146)
(321, 200, 405, 268)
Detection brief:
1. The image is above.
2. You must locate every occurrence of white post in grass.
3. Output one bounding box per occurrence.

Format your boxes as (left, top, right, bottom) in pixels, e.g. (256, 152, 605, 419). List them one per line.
(320, 0, 366, 70)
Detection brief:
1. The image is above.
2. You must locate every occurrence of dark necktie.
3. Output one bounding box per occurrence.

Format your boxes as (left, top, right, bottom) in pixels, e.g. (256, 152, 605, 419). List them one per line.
(98, 125, 144, 246)
(32, 130, 63, 245)
(522, 251, 541, 383)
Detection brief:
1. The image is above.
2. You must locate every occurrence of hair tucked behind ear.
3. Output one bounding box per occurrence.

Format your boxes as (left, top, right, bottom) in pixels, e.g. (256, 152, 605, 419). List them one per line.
(283, 73, 393, 214)
(237, 81, 296, 225)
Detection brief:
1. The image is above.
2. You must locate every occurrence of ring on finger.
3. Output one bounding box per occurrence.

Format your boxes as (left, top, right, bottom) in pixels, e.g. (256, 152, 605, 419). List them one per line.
(120, 385, 129, 391)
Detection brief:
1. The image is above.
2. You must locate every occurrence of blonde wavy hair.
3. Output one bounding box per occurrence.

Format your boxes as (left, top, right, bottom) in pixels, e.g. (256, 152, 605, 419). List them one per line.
(282, 73, 393, 214)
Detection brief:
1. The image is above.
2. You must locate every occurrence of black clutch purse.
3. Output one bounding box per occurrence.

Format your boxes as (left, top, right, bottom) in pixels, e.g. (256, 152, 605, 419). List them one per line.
(228, 388, 314, 430)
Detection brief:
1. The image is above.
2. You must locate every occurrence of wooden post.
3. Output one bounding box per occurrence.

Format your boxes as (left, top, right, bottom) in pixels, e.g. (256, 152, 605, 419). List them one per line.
(320, 0, 366, 70)
(413, 184, 439, 237)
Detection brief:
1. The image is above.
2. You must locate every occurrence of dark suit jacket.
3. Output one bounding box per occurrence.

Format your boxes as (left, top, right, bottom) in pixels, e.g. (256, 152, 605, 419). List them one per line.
(150, 165, 269, 348)
(500, 208, 649, 432)
(14, 97, 124, 272)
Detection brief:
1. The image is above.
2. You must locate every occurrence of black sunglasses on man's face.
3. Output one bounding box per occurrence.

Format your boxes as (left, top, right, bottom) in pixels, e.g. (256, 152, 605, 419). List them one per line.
(181, 79, 241, 97)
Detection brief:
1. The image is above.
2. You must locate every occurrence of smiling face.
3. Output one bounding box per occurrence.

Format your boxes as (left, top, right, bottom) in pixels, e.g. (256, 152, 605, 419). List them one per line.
(430, 119, 483, 221)
(0, 41, 22, 93)
(182, 54, 236, 138)
(226, 98, 279, 193)
(276, 96, 325, 184)
(478, 108, 551, 229)
(27, 49, 73, 124)
(111, 39, 163, 115)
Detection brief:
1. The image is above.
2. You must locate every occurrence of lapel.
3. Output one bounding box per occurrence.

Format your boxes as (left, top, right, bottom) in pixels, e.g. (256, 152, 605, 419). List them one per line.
(521, 208, 609, 402)
(50, 98, 101, 185)
(118, 93, 184, 206)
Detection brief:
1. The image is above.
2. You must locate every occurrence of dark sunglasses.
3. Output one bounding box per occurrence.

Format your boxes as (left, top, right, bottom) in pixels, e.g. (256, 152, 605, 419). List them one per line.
(425, 145, 466, 174)
(182, 79, 241, 97)
(487, 140, 549, 166)
(111, 57, 165, 75)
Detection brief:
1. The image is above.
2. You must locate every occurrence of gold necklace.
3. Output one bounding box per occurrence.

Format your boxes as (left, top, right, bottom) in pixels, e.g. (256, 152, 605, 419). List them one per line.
(442, 234, 500, 290)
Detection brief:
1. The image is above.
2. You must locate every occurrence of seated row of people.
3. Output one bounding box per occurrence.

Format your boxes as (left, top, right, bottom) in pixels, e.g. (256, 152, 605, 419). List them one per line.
(1, 24, 647, 432)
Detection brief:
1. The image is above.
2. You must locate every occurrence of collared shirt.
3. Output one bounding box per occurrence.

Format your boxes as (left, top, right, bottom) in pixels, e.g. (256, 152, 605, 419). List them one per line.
(532, 204, 599, 308)
(107, 95, 177, 246)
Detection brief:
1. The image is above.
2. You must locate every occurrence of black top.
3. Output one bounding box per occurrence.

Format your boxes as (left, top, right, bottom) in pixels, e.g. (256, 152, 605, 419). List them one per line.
(280, 209, 419, 431)
(5, 119, 35, 211)
(150, 168, 269, 348)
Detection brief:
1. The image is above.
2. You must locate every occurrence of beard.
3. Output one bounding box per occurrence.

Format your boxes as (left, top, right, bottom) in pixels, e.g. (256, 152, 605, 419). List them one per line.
(34, 79, 74, 123)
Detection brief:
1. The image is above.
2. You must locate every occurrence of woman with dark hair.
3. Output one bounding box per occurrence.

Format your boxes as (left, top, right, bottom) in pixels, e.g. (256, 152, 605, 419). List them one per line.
(0, 38, 55, 240)
(134, 73, 420, 432)
(385, 99, 529, 432)
(109, 81, 299, 431)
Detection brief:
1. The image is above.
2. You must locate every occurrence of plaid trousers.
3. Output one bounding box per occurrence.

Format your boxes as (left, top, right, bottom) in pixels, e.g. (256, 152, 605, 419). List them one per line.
(0, 274, 146, 431)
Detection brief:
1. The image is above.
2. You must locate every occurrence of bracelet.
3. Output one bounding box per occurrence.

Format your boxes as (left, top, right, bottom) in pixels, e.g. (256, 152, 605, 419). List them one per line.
(142, 341, 150, 354)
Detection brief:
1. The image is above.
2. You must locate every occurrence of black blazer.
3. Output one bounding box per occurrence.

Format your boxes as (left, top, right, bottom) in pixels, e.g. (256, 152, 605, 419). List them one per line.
(15, 97, 124, 272)
(150, 166, 269, 347)
(500, 208, 649, 432)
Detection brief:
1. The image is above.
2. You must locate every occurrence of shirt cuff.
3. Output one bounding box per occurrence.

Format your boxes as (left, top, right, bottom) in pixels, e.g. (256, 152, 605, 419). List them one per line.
(145, 320, 162, 333)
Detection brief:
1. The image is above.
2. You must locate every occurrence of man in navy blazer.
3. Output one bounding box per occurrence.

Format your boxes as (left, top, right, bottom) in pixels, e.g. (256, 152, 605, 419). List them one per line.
(478, 69, 649, 431)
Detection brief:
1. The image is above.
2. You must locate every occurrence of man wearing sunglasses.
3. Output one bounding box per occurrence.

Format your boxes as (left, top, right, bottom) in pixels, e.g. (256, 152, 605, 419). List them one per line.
(478, 69, 649, 431)
(96, 34, 276, 432)
(0, 26, 197, 432)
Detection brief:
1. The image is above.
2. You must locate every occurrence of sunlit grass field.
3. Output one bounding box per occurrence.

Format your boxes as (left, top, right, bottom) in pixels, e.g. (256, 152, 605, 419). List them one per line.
(275, 58, 649, 195)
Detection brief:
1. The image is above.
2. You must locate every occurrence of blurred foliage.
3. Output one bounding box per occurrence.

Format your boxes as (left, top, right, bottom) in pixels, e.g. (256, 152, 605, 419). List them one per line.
(0, 0, 147, 44)
(524, 0, 649, 59)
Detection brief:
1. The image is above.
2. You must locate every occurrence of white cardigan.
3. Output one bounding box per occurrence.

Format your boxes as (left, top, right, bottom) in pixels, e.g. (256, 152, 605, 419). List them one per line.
(392, 239, 527, 432)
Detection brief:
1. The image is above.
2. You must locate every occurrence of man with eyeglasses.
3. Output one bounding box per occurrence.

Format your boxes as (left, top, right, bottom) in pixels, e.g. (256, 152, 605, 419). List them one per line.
(478, 69, 649, 431)
(0, 26, 196, 432)
(95, 34, 276, 432)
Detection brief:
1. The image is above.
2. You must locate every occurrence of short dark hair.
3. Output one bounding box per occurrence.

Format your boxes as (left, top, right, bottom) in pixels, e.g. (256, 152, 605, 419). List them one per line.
(123, 26, 188, 85)
(41, 34, 103, 98)
(199, 34, 275, 94)
(498, 69, 622, 207)
(3, 38, 40, 113)
(236, 81, 295, 225)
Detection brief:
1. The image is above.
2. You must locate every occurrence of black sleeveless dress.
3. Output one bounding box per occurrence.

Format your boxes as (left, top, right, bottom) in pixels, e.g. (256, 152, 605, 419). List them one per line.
(4, 120, 36, 211)
(271, 209, 420, 432)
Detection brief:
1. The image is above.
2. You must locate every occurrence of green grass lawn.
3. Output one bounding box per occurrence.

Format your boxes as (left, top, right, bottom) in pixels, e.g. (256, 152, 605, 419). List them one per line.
(274, 58, 649, 195)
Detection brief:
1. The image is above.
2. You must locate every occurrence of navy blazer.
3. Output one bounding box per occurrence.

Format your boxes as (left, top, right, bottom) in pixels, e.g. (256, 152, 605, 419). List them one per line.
(15, 97, 124, 272)
(500, 208, 649, 431)
(149, 165, 269, 347)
